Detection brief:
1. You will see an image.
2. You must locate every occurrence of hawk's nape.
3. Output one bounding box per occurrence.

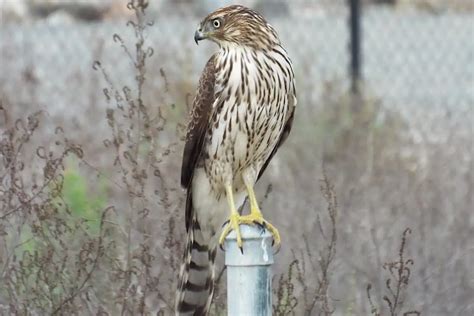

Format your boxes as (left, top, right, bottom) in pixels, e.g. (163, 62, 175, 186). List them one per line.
(176, 5, 296, 315)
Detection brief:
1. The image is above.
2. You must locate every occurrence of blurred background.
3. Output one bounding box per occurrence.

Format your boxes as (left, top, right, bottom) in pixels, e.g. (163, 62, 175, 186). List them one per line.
(1, 0, 473, 315)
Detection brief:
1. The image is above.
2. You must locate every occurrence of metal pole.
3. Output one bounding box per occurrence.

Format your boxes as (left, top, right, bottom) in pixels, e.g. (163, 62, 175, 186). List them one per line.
(225, 225, 274, 316)
(348, 0, 362, 94)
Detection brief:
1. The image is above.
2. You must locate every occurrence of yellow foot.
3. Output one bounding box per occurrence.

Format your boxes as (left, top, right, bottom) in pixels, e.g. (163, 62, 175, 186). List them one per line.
(240, 211, 281, 247)
(219, 212, 244, 249)
(218, 210, 281, 251)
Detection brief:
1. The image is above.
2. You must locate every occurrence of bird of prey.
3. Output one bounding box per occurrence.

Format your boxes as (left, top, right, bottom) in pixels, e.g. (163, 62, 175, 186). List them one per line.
(176, 5, 296, 315)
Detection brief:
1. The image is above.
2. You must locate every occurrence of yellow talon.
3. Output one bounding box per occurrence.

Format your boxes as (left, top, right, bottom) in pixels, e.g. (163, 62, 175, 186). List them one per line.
(219, 212, 244, 248)
(240, 208, 281, 247)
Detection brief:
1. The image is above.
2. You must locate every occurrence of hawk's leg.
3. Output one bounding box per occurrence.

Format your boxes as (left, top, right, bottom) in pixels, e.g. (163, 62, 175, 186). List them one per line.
(219, 184, 244, 249)
(218, 173, 281, 251)
(239, 174, 281, 247)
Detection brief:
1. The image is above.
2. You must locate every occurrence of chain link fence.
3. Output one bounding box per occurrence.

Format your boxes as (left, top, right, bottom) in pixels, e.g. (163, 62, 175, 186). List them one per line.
(2, 0, 472, 117)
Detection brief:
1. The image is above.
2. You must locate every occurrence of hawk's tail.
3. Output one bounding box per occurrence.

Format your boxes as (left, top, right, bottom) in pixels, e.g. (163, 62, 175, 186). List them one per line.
(175, 218, 217, 315)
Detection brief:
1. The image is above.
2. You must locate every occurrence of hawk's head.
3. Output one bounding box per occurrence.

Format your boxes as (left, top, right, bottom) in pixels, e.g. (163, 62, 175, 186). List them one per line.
(194, 5, 280, 49)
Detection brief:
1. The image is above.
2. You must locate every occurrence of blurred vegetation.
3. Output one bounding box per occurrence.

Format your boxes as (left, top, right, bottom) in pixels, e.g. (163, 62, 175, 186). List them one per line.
(310, 81, 408, 167)
(15, 159, 107, 267)
(57, 160, 107, 234)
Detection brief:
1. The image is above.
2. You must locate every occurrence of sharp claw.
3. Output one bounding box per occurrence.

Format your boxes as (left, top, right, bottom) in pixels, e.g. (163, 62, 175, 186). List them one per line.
(273, 242, 281, 255)
(254, 221, 265, 230)
(222, 220, 229, 228)
(239, 246, 244, 254)
(257, 224, 267, 236)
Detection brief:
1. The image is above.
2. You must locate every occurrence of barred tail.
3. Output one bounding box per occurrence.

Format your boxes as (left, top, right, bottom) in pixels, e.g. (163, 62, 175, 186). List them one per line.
(175, 218, 217, 316)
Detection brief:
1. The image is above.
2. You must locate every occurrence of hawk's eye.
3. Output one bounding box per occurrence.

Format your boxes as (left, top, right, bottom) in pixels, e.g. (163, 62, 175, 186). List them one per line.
(212, 19, 221, 28)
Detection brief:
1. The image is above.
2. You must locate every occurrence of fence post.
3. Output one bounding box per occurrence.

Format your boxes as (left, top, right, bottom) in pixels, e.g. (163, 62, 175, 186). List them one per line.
(225, 224, 274, 316)
(348, 0, 362, 94)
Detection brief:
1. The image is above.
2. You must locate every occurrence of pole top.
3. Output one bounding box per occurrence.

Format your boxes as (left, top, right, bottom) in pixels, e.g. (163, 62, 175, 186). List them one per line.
(224, 224, 274, 266)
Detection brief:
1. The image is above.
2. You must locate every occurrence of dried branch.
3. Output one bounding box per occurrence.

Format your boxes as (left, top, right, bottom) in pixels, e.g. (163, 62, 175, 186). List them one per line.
(367, 228, 421, 316)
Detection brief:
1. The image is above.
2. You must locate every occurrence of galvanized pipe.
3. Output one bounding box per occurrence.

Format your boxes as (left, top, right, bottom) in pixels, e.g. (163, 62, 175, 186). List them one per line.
(225, 224, 274, 316)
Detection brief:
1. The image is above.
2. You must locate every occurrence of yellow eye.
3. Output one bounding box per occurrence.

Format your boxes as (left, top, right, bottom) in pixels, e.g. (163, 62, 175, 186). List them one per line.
(212, 19, 221, 28)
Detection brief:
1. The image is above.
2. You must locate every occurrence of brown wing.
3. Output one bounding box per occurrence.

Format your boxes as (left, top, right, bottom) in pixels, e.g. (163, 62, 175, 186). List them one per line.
(181, 54, 216, 230)
(181, 54, 217, 188)
(257, 93, 296, 181)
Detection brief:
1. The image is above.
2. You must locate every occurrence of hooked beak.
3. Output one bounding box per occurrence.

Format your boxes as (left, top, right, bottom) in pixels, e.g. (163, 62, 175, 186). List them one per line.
(194, 30, 206, 45)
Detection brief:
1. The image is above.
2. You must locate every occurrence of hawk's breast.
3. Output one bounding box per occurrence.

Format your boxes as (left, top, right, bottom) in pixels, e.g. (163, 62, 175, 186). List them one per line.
(203, 45, 294, 193)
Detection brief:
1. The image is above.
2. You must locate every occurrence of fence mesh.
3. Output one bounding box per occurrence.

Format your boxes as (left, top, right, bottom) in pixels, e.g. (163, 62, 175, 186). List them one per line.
(2, 0, 472, 119)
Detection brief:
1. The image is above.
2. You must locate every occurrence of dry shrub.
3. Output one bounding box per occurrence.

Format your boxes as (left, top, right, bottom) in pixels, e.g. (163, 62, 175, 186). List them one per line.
(367, 228, 421, 316)
(274, 172, 338, 316)
(88, 0, 184, 313)
(1, 1, 184, 314)
(274, 259, 299, 315)
(0, 105, 113, 314)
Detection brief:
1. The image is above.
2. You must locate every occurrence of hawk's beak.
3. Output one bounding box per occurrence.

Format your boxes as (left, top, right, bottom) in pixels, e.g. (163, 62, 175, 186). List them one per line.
(194, 30, 205, 45)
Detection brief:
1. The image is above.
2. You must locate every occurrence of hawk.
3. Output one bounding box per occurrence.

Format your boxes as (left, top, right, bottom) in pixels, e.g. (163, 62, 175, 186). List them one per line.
(176, 5, 296, 315)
